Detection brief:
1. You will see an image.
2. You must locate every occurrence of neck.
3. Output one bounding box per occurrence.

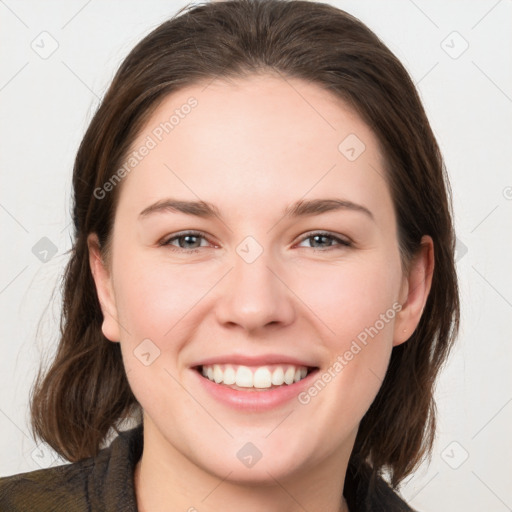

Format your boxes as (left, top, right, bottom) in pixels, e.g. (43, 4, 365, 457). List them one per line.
(134, 418, 354, 512)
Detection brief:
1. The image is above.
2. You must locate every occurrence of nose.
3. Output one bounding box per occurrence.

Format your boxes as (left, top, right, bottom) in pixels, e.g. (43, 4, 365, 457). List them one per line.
(215, 246, 296, 333)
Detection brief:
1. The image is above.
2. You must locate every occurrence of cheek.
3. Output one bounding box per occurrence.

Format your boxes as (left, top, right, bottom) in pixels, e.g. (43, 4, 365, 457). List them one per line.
(113, 245, 402, 358)
(297, 253, 402, 344)
(295, 255, 401, 415)
(112, 256, 205, 413)
(113, 253, 215, 340)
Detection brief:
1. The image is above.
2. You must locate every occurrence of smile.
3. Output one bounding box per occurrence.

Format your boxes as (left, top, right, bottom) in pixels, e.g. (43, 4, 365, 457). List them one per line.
(197, 363, 314, 390)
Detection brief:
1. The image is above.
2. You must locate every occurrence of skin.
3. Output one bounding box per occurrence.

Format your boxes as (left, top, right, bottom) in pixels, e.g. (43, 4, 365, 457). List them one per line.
(88, 74, 433, 512)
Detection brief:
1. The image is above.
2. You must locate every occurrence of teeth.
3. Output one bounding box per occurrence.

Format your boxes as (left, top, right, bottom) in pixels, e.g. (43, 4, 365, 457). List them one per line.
(199, 364, 310, 389)
(236, 366, 253, 387)
(223, 365, 236, 385)
(271, 366, 284, 385)
(284, 366, 295, 384)
(213, 365, 223, 384)
(253, 367, 272, 388)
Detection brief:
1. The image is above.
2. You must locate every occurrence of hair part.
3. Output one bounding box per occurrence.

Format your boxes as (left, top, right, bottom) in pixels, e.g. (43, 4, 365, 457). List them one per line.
(30, 0, 459, 488)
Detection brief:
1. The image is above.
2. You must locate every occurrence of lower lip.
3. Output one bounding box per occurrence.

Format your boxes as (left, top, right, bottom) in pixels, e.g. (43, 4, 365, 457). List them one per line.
(192, 368, 319, 411)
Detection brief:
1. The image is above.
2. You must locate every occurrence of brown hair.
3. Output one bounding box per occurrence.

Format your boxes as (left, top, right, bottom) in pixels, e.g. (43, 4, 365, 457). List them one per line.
(30, 0, 459, 488)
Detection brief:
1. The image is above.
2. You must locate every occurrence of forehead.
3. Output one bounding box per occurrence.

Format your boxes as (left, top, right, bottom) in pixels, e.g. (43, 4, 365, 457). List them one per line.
(116, 74, 390, 219)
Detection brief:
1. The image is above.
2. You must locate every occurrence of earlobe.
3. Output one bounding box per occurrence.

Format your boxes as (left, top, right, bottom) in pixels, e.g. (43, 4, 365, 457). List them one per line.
(393, 235, 434, 346)
(87, 233, 121, 342)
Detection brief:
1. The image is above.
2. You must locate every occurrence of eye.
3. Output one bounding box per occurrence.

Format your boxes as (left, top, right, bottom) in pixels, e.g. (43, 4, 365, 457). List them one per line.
(160, 230, 212, 253)
(296, 231, 352, 251)
(159, 230, 352, 254)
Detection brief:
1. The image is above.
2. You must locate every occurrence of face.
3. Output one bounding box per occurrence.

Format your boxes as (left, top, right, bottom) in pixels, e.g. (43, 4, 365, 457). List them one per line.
(89, 74, 431, 484)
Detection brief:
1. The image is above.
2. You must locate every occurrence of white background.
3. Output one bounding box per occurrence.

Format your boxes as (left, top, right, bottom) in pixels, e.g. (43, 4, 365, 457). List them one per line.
(1, 1, 511, 510)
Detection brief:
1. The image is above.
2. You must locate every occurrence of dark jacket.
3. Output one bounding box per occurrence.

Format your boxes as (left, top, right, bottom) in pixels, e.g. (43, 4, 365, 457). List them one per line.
(0, 425, 416, 511)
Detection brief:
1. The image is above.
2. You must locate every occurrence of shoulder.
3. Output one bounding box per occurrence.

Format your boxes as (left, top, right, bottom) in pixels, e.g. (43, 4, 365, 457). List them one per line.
(0, 425, 143, 512)
(366, 474, 417, 512)
(0, 457, 95, 511)
(345, 460, 418, 512)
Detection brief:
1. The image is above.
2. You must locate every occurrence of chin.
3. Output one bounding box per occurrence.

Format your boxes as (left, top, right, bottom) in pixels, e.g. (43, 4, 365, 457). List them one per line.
(205, 456, 305, 486)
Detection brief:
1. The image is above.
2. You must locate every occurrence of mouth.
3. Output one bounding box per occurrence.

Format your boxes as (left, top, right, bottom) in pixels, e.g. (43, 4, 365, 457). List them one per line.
(193, 363, 319, 392)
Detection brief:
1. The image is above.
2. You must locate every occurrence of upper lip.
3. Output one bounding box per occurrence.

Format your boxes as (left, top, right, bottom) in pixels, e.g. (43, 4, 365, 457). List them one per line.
(191, 354, 318, 368)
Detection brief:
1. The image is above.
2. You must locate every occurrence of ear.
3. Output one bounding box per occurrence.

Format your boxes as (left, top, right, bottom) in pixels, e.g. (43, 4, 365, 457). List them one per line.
(393, 235, 434, 346)
(87, 233, 121, 342)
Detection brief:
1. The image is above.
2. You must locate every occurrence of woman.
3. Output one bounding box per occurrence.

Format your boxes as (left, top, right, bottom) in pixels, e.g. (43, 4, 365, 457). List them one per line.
(0, 0, 459, 510)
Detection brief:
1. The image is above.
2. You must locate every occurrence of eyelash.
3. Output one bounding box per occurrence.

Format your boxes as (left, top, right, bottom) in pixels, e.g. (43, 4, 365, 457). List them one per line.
(159, 230, 352, 254)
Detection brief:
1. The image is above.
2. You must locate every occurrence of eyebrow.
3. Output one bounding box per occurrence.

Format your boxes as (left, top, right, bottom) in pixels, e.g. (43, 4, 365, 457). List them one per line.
(138, 197, 374, 221)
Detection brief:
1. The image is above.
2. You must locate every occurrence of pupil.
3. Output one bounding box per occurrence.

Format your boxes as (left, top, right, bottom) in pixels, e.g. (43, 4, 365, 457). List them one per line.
(179, 235, 331, 249)
(182, 235, 199, 248)
(313, 235, 328, 247)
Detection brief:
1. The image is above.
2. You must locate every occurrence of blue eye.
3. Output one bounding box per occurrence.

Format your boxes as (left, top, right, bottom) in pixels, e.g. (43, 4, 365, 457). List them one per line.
(297, 231, 351, 251)
(160, 230, 351, 254)
(161, 231, 210, 252)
